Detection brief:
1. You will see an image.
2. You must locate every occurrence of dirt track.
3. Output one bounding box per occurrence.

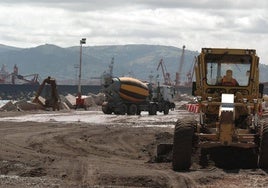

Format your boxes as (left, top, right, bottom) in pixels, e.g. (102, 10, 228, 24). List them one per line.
(0, 109, 268, 187)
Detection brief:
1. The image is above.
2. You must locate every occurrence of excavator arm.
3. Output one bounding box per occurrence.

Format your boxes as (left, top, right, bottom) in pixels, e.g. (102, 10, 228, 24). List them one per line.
(33, 76, 59, 110)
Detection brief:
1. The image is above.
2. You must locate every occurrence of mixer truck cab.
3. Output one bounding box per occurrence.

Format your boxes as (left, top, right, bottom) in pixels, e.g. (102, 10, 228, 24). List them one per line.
(101, 76, 175, 115)
(153, 85, 176, 103)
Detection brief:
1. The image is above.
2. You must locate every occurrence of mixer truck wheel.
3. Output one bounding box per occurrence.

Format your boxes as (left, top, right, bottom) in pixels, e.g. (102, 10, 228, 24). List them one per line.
(127, 104, 137, 115)
(120, 104, 128, 115)
(259, 124, 268, 169)
(114, 104, 127, 115)
(102, 102, 112, 114)
(163, 104, 169, 115)
(149, 104, 157, 115)
(172, 118, 194, 171)
(136, 109, 141, 115)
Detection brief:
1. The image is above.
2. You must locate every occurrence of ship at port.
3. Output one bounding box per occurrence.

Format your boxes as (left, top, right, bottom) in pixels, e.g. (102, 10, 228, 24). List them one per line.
(0, 64, 39, 85)
(0, 64, 101, 100)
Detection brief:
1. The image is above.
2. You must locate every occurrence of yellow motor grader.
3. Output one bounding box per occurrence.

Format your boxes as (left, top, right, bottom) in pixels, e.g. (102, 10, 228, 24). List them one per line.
(172, 48, 268, 170)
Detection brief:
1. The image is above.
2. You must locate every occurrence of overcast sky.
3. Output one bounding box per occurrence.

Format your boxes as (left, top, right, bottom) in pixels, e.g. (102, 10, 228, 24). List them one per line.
(1, 0, 268, 63)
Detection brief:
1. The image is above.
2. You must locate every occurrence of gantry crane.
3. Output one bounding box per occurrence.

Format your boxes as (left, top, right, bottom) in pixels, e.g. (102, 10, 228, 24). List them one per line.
(156, 58, 172, 85)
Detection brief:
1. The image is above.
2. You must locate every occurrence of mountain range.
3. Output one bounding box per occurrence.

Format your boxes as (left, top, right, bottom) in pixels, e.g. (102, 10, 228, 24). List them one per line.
(0, 44, 267, 85)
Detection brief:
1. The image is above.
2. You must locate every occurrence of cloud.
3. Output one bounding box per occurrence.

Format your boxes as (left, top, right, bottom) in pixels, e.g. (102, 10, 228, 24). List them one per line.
(0, 1, 268, 64)
(1, 0, 267, 10)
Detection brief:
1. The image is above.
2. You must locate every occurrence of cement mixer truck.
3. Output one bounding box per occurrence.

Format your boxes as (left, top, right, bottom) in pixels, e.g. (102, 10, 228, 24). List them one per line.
(101, 77, 175, 115)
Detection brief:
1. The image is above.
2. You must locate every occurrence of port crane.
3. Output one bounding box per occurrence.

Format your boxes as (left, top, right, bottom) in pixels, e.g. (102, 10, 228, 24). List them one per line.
(108, 57, 114, 77)
(175, 45, 185, 87)
(156, 59, 172, 85)
(0, 64, 40, 85)
(185, 57, 196, 87)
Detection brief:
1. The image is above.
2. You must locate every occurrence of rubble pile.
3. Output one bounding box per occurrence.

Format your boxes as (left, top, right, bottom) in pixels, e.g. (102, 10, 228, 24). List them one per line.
(3, 92, 266, 113)
(0, 93, 105, 112)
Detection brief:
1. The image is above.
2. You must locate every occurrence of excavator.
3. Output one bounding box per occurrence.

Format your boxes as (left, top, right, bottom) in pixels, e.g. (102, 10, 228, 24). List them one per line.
(32, 76, 59, 111)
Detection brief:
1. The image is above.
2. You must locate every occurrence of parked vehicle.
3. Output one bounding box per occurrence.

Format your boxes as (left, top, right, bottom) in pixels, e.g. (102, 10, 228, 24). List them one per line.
(101, 77, 175, 115)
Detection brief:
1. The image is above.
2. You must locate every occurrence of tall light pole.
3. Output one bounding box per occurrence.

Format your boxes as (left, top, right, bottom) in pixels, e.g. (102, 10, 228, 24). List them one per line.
(78, 38, 86, 94)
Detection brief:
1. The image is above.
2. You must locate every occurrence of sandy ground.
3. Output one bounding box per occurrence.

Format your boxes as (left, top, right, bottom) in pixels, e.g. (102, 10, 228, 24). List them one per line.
(0, 109, 268, 187)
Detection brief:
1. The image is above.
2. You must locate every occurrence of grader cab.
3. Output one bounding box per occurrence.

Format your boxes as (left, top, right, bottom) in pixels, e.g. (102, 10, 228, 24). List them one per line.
(172, 48, 268, 170)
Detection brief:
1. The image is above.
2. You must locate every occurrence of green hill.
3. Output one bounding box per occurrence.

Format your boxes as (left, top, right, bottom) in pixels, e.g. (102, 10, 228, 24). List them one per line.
(0, 44, 267, 85)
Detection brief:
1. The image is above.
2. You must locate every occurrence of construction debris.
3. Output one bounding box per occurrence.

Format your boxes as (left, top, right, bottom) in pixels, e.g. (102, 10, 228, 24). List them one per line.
(0, 92, 105, 112)
(89, 93, 105, 106)
(6, 92, 267, 113)
(0, 101, 17, 111)
(15, 100, 44, 111)
(61, 94, 76, 109)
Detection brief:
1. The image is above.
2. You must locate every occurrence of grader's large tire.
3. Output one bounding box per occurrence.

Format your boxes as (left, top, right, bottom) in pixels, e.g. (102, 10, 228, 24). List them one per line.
(172, 118, 195, 171)
(259, 124, 268, 169)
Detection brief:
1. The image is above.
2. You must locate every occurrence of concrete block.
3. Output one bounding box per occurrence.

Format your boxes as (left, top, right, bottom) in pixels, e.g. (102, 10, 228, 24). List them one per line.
(15, 100, 44, 111)
(0, 101, 17, 111)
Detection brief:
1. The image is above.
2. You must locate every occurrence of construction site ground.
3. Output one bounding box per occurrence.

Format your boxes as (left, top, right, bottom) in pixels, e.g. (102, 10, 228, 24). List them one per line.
(0, 107, 268, 187)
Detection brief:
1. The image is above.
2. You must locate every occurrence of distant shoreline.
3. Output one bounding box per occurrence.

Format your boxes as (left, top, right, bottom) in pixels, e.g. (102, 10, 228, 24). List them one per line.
(0, 84, 102, 100)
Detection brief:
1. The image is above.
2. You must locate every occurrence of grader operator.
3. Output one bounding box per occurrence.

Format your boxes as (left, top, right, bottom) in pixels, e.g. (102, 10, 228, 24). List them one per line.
(171, 48, 268, 170)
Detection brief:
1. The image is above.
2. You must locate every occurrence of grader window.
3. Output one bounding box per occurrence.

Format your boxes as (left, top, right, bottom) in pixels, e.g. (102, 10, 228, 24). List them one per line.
(205, 54, 252, 86)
